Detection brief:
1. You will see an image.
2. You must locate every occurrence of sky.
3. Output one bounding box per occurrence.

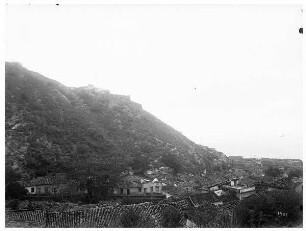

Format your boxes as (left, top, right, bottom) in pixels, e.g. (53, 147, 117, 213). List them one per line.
(5, 4, 303, 159)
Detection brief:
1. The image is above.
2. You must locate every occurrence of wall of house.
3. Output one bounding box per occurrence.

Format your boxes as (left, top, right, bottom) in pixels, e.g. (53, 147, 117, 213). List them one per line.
(230, 179, 239, 186)
(113, 187, 142, 195)
(26, 186, 36, 194)
(209, 185, 219, 191)
(129, 187, 142, 195)
(142, 182, 162, 194)
(114, 182, 163, 195)
(26, 185, 52, 195)
(240, 186, 255, 193)
(213, 189, 223, 197)
(213, 201, 223, 206)
(35, 185, 52, 194)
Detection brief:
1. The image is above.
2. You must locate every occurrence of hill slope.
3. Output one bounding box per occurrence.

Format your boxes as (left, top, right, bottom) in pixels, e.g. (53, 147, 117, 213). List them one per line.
(5, 62, 229, 179)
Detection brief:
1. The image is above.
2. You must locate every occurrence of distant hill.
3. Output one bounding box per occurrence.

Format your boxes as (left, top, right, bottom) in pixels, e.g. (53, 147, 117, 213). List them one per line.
(5, 62, 229, 179)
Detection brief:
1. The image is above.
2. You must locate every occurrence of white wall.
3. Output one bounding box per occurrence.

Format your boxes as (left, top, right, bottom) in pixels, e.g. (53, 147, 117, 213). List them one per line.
(142, 182, 162, 193)
(26, 186, 36, 194)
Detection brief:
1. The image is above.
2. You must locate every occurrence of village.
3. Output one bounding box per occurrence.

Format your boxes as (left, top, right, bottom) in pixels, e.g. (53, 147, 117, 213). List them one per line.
(5, 155, 302, 228)
(20, 157, 303, 201)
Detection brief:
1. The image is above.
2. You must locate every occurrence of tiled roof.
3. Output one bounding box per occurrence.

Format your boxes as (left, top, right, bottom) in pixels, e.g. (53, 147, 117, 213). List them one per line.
(21, 175, 69, 187)
(202, 176, 228, 187)
(239, 178, 256, 187)
(164, 186, 196, 198)
(188, 192, 221, 206)
(219, 201, 240, 210)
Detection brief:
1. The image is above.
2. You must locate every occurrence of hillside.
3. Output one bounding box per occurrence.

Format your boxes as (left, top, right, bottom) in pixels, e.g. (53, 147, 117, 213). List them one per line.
(5, 62, 229, 180)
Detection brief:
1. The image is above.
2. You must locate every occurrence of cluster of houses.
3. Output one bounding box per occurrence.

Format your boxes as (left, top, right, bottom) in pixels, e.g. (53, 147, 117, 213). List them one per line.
(113, 175, 164, 196)
(21, 168, 302, 207)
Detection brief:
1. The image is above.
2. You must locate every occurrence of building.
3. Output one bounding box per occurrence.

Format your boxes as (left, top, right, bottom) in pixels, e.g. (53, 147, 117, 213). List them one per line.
(113, 175, 143, 196)
(222, 178, 256, 201)
(113, 176, 163, 196)
(21, 174, 85, 195)
(177, 181, 199, 192)
(187, 191, 223, 206)
(23, 177, 53, 195)
(142, 178, 163, 194)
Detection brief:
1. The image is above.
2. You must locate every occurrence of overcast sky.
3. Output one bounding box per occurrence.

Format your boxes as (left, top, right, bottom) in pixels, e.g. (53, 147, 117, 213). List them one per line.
(5, 4, 303, 159)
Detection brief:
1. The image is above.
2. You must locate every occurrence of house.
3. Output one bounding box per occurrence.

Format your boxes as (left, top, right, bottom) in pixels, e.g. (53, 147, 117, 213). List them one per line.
(229, 178, 239, 186)
(22, 177, 53, 195)
(21, 174, 84, 195)
(161, 185, 195, 199)
(113, 176, 163, 196)
(142, 178, 163, 194)
(239, 178, 256, 187)
(266, 178, 293, 191)
(237, 186, 256, 200)
(213, 189, 223, 197)
(222, 182, 255, 201)
(178, 181, 199, 192)
(203, 176, 228, 191)
(187, 191, 223, 207)
(113, 175, 143, 196)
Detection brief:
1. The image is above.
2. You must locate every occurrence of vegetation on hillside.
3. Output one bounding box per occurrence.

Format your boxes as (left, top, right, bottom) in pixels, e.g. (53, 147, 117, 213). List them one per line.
(5, 62, 230, 181)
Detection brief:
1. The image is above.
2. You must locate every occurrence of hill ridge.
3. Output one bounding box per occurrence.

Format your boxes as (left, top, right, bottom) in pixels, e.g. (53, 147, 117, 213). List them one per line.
(5, 62, 229, 179)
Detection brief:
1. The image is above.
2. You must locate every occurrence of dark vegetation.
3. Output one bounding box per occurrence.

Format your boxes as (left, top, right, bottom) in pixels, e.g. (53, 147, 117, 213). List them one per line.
(186, 203, 218, 227)
(160, 206, 183, 227)
(236, 190, 302, 227)
(160, 153, 182, 175)
(288, 169, 303, 179)
(5, 166, 27, 201)
(264, 166, 282, 178)
(119, 207, 155, 227)
(120, 208, 142, 227)
(5, 62, 228, 181)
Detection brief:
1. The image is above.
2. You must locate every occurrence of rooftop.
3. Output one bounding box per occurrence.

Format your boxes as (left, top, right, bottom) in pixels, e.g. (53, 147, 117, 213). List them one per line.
(188, 192, 222, 207)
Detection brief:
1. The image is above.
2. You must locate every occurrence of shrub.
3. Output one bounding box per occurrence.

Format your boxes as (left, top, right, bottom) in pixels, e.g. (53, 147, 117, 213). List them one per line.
(235, 190, 303, 227)
(160, 206, 182, 228)
(6, 199, 20, 210)
(120, 208, 142, 227)
(264, 166, 281, 178)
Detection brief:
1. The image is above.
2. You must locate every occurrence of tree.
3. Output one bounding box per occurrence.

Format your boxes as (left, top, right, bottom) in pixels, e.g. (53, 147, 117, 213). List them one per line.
(74, 163, 121, 203)
(160, 206, 182, 228)
(6, 183, 28, 200)
(129, 153, 150, 174)
(269, 189, 302, 225)
(189, 203, 218, 227)
(160, 153, 182, 174)
(120, 208, 142, 227)
(222, 190, 239, 203)
(264, 166, 281, 178)
(5, 166, 28, 200)
(288, 169, 302, 179)
(236, 190, 303, 227)
(236, 191, 277, 227)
